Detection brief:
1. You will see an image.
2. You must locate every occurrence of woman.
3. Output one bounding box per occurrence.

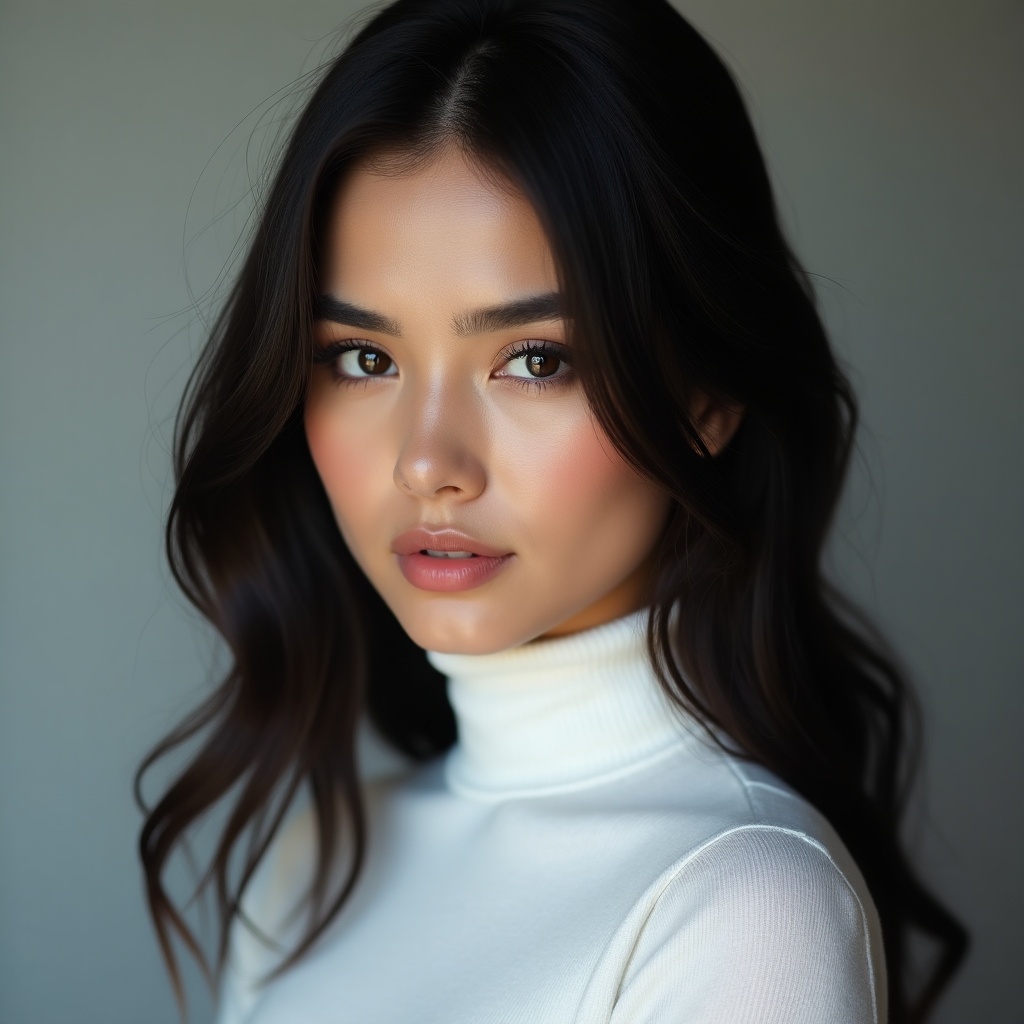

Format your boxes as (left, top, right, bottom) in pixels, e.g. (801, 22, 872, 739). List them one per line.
(137, 0, 967, 1021)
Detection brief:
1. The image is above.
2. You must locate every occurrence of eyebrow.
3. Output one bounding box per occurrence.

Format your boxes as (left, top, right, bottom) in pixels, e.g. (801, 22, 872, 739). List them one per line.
(314, 291, 564, 338)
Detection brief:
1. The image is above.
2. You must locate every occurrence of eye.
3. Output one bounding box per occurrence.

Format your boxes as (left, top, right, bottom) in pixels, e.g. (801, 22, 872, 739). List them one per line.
(511, 350, 560, 379)
(340, 346, 395, 377)
(313, 341, 398, 383)
(499, 341, 573, 387)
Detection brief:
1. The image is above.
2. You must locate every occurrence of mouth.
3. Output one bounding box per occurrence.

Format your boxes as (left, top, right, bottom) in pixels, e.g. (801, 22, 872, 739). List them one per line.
(391, 526, 512, 559)
(391, 526, 514, 592)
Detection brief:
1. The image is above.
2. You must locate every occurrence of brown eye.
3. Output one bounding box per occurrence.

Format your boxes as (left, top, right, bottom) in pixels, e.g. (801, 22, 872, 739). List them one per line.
(500, 341, 573, 388)
(358, 349, 393, 375)
(321, 344, 398, 380)
(525, 352, 559, 378)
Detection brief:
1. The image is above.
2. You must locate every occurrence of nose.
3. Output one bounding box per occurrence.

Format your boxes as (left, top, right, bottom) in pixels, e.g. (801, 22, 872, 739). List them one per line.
(393, 378, 487, 502)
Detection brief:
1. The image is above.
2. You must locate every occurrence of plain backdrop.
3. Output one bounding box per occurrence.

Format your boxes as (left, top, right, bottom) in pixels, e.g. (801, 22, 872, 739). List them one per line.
(1, 2, 1021, 1022)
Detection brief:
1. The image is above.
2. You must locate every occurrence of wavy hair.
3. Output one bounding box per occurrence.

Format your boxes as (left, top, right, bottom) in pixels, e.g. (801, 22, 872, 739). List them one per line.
(136, 1, 968, 1020)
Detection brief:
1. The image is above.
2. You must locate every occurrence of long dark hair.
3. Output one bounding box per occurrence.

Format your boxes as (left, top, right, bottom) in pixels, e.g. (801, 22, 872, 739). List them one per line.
(136, 0, 968, 1019)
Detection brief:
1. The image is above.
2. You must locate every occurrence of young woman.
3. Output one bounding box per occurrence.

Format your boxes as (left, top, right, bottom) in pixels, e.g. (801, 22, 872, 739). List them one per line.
(137, 1, 968, 1021)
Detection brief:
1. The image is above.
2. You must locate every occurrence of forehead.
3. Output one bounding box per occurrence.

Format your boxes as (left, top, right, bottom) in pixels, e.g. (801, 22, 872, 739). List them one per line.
(320, 145, 559, 300)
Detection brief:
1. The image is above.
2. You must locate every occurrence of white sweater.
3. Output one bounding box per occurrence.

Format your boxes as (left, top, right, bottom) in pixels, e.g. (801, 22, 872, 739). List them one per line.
(216, 608, 886, 1023)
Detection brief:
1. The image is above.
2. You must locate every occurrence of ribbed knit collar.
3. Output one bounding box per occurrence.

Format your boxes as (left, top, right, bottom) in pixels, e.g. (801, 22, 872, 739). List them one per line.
(424, 608, 699, 801)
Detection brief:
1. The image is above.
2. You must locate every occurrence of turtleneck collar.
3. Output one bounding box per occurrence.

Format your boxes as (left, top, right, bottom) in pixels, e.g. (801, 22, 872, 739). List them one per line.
(424, 608, 700, 801)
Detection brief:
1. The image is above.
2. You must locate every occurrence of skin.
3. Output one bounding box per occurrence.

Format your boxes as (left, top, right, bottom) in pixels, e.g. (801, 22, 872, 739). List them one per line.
(305, 145, 741, 654)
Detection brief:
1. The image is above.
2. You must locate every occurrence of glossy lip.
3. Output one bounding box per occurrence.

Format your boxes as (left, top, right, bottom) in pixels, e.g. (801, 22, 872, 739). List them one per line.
(391, 527, 515, 593)
(391, 527, 512, 558)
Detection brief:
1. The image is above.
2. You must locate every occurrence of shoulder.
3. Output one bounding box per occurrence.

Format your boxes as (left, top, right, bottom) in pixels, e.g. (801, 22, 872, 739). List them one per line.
(214, 801, 321, 1024)
(610, 824, 885, 1024)
(215, 770, 410, 1024)
(644, 825, 877, 955)
(230, 767, 411, 935)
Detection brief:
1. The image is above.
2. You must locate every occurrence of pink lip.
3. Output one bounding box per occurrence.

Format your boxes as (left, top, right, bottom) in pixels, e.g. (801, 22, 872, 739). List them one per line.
(391, 527, 514, 593)
(391, 527, 511, 558)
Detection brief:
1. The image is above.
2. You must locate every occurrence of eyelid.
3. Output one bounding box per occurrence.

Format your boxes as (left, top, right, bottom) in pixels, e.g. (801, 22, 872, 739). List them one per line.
(312, 338, 386, 361)
(496, 338, 572, 370)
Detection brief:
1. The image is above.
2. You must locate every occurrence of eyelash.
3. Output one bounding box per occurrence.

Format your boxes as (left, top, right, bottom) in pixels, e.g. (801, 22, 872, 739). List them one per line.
(311, 339, 574, 392)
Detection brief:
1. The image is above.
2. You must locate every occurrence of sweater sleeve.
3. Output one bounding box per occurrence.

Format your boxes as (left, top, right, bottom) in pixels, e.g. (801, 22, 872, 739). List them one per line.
(212, 808, 321, 1024)
(609, 826, 883, 1024)
(213, 858, 286, 1024)
(214, 909, 269, 1024)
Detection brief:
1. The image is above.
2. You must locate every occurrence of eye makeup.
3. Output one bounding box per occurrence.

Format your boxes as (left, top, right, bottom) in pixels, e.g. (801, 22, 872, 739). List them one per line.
(311, 337, 575, 392)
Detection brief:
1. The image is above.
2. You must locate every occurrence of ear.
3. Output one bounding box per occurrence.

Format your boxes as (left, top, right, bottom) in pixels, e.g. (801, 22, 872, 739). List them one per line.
(689, 390, 745, 456)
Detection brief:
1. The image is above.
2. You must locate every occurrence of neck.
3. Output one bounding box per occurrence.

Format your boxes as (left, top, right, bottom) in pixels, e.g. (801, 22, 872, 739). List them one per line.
(425, 608, 697, 801)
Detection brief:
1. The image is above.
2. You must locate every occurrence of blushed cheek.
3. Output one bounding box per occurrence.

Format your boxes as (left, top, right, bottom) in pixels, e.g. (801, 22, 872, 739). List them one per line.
(509, 410, 660, 549)
(303, 405, 381, 545)
(563, 421, 667, 568)
(550, 417, 641, 508)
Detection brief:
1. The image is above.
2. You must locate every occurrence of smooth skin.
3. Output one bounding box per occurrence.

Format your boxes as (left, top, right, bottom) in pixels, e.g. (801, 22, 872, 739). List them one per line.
(305, 145, 742, 654)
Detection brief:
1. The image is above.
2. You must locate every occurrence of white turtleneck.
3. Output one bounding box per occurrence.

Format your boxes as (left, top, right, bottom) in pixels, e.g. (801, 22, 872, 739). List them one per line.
(217, 609, 886, 1024)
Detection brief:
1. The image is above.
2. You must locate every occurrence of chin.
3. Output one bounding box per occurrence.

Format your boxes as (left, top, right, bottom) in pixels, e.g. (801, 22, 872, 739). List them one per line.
(393, 601, 541, 655)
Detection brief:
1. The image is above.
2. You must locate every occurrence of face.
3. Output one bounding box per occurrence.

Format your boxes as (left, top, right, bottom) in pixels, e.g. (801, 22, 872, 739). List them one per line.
(304, 145, 672, 654)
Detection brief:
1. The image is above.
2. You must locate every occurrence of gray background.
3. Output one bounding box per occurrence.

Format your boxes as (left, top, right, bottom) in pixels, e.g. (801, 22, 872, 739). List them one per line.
(1, 1, 1020, 1022)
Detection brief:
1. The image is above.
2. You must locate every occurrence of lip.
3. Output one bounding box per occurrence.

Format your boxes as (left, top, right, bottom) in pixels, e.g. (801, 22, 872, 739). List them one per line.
(391, 527, 515, 593)
(391, 527, 511, 558)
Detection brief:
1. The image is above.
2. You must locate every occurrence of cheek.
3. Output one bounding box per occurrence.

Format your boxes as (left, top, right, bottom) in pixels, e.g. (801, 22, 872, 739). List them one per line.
(303, 400, 383, 544)
(503, 409, 667, 557)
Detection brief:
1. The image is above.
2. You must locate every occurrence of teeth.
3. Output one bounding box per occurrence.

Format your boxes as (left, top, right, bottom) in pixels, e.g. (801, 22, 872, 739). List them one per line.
(424, 549, 475, 559)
